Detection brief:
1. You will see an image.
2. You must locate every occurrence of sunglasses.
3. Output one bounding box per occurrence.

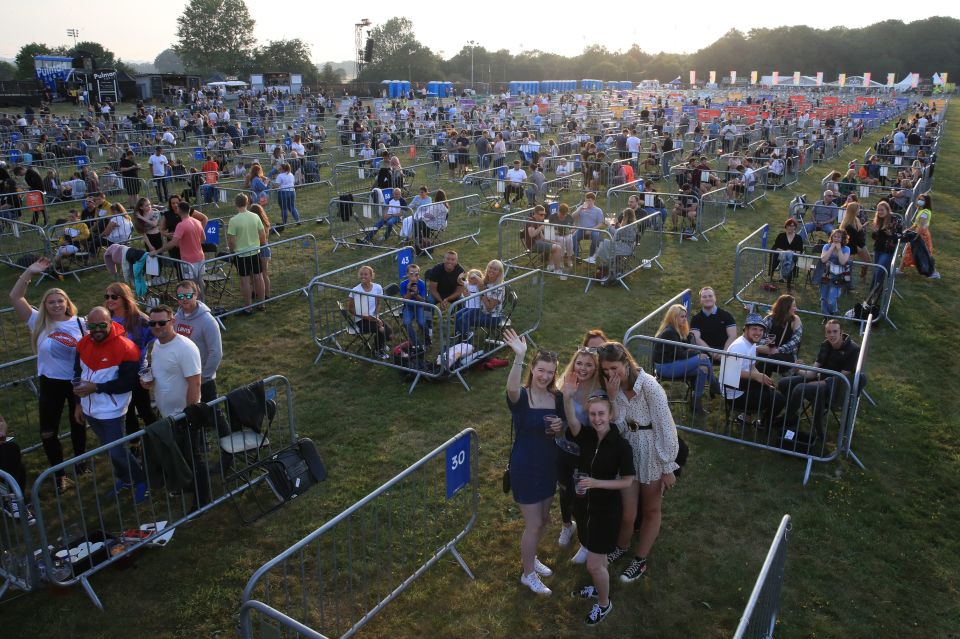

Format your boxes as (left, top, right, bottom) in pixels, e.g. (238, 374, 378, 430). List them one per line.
(88, 322, 110, 330)
(578, 346, 599, 354)
(587, 389, 609, 400)
(148, 320, 170, 327)
(176, 292, 195, 300)
(535, 350, 559, 361)
(104, 293, 121, 300)
(599, 343, 625, 357)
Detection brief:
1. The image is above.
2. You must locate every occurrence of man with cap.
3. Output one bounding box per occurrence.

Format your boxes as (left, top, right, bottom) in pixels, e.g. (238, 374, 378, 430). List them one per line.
(719, 313, 786, 427)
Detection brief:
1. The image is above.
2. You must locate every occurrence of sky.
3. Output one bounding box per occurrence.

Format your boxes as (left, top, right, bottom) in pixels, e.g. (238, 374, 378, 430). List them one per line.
(2, 1, 958, 64)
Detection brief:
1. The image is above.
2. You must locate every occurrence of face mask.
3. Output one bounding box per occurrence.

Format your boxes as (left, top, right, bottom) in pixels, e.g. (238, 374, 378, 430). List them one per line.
(917, 200, 926, 207)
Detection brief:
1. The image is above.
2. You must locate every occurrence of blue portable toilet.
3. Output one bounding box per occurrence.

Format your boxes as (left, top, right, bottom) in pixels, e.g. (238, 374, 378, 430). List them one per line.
(443, 82, 453, 97)
(401, 80, 411, 96)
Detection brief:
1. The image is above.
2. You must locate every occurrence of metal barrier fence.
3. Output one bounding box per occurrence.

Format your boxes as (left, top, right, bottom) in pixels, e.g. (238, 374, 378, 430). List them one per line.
(0, 218, 52, 279)
(497, 207, 662, 292)
(29, 375, 297, 609)
(307, 261, 543, 392)
(697, 187, 731, 240)
(623, 290, 860, 485)
(332, 159, 440, 196)
(213, 181, 334, 228)
(0, 468, 41, 598)
(239, 428, 478, 639)
(733, 514, 792, 639)
(462, 155, 582, 212)
(0, 356, 48, 456)
(607, 184, 695, 242)
(0, 307, 34, 368)
(143, 233, 321, 326)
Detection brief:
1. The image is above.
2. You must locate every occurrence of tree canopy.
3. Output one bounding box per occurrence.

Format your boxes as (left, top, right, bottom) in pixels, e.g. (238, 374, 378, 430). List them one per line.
(174, 0, 256, 75)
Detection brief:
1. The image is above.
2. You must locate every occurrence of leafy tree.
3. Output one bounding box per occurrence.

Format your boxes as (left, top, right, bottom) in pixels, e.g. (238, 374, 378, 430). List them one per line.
(174, 0, 256, 75)
(254, 39, 319, 84)
(14, 42, 66, 80)
(0, 61, 16, 81)
(154, 48, 185, 74)
(318, 62, 345, 84)
(68, 41, 118, 69)
(360, 17, 440, 81)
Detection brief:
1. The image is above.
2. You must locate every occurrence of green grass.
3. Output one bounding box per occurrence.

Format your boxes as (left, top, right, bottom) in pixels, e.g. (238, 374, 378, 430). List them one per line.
(3, 102, 959, 638)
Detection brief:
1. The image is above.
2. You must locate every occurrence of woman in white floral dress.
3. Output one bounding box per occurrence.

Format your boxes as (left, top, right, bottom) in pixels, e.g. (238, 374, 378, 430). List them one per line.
(598, 342, 679, 584)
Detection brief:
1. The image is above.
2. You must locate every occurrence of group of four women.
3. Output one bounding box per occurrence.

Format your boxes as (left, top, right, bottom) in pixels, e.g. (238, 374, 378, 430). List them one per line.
(504, 327, 679, 626)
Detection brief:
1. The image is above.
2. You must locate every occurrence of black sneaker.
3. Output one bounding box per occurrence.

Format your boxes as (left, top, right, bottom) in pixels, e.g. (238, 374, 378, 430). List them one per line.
(606, 546, 627, 564)
(585, 601, 612, 626)
(571, 585, 599, 599)
(620, 557, 647, 583)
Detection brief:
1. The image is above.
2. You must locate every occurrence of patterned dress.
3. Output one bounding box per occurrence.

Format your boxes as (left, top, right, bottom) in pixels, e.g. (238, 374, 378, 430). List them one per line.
(612, 370, 680, 484)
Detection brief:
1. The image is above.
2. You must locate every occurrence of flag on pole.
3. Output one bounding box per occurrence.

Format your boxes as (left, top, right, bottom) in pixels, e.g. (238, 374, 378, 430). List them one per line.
(731, 70, 737, 84)
(816, 72, 823, 86)
(689, 70, 696, 85)
(709, 70, 716, 84)
(886, 73, 895, 87)
(750, 71, 758, 85)
(863, 72, 872, 86)
(793, 72, 801, 86)
(771, 71, 779, 85)
(911, 73, 919, 88)
(838, 73, 846, 87)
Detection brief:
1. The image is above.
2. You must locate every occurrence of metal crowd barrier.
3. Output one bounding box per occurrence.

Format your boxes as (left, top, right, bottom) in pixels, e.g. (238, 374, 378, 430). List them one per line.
(0, 218, 52, 279)
(697, 187, 731, 240)
(733, 515, 792, 639)
(0, 307, 34, 369)
(607, 185, 694, 242)
(0, 468, 41, 599)
(729, 225, 895, 329)
(624, 290, 863, 485)
(143, 233, 321, 327)
(29, 375, 297, 609)
(307, 257, 543, 393)
(239, 428, 478, 639)
(497, 207, 662, 292)
(0, 356, 49, 456)
(327, 196, 414, 251)
(332, 159, 440, 196)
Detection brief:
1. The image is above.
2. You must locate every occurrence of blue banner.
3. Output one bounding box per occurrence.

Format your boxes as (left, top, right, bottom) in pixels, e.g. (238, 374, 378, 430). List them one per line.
(445, 434, 470, 499)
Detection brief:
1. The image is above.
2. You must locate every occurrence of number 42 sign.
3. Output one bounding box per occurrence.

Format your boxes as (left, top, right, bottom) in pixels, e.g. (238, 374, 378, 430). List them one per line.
(445, 434, 471, 498)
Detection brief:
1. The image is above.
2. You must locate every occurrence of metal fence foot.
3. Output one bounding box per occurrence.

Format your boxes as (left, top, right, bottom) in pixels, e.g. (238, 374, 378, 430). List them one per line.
(617, 278, 630, 291)
(314, 349, 325, 365)
(862, 390, 877, 407)
(449, 545, 475, 580)
(469, 235, 480, 246)
(892, 285, 904, 300)
(802, 458, 813, 486)
(407, 373, 422, 395)
(883, 315, 898, 331)
(80, 575, 105, 611)
(653, 258, 665, 271)
(454, 371, 471, 392)
(847, 450, 866, 471)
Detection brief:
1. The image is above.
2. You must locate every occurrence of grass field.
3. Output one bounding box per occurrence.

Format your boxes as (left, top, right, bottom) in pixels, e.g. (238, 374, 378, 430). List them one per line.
(3, 100, 959, 638)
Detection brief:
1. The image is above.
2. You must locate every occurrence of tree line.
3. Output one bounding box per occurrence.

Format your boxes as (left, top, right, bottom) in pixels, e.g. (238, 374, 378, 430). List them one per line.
(5, 8, 956, 87)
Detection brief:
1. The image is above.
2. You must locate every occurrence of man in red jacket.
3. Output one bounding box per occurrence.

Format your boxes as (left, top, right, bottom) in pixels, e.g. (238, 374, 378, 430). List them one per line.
(73, 306, 147, 503)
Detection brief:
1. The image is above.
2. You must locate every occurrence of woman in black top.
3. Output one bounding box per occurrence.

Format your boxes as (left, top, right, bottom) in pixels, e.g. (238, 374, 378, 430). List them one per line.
(769, 218, 804, 288)
(652, 304, 715, 414)
(840, 201, 870, 286)
(562, 392, 635, 626)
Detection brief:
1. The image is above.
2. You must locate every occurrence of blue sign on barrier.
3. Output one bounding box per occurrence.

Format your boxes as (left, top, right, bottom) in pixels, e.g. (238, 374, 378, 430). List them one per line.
(194, 147, 204, 161)
(76, 155, 89, 167)
(205, 219, 221, 244)
(681, 290, 691, 312)
(445, 434, 470, 498)
(397, 247, 414, 280)
(761, 224, 769, 249)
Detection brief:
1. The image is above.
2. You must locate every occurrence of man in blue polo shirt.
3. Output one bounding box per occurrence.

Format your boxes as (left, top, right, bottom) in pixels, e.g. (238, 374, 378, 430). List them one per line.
(573, 192, 606, 263)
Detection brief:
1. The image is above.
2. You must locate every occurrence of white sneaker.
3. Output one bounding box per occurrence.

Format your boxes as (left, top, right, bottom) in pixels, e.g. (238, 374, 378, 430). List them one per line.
(534, 557, 553, 577)
(571, 545, 588, 564)
(584, 255, 597, 264)
(546, 264, 556, 272)
(641, 259, 652, 269)
(520, 571, 552, 595)
(929, 271, 941, 280)
(558, 522, 576, 547)
(559, 270, 568, 281)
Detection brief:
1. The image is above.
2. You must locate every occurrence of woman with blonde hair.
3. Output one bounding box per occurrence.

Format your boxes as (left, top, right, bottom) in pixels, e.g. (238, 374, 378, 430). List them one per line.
(840, 201, 870, 286)
(652, 304, 714, 415)
(9, 257, 87, 490)
(245, 163, 270, 207)
(900, 192, 940, 279)
(560, 346, 603, 561)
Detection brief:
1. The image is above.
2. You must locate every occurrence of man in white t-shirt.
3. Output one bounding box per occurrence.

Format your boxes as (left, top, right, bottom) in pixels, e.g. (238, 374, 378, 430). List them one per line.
(161, 127, 177, 146)
(720, 313, 786, 426)
(147, 146, 170, 200)
(142, 305, 201, 418)
(505, 160, 527, 208)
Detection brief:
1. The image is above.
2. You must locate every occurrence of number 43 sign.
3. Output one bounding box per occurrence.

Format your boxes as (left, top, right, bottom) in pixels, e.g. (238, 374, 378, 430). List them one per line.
(445, 434, 471, 498)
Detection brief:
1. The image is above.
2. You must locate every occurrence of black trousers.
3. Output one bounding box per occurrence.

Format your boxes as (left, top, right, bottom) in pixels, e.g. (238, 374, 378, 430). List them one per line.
(38, 376, 86, 478)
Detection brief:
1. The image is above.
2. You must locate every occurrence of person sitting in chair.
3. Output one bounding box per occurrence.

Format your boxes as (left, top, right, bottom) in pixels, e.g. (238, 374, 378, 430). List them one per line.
(776, 319, 862, 435)
(720, 314, 787, 427)
(653, 304, 715, 415)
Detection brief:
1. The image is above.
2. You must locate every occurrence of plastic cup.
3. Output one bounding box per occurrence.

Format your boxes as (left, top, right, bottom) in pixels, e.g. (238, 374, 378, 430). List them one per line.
(139, 367, 154, 383)
(573, 471, 589, 497)
(543, 414, 559, 435)
(71, 377, 83, 389)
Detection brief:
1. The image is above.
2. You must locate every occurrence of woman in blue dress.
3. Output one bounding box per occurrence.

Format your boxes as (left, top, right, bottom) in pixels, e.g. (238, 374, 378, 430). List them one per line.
(504, 328, 564, 596)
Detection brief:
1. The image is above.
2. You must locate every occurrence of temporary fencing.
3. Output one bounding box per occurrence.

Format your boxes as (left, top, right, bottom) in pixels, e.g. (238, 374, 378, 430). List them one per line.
(0, 307, 34, 368)
(463, 155, 582, 212)
(28, 375, 297, 609)
(624, 290, 866, 484)
(733, 515, 792, 639)
(497, 207, 662, 292)
(697, 187, 731, 240)
(0, 469, 40, 598)
(729, 224, 894, 329)
(307, 251, 543, 392)
(143, 233, 321, 325)
(239, 428, 478, 639)
(332, 158, 440, 196)
(0, 218, 52, 279)
(606, 183, 690, 241)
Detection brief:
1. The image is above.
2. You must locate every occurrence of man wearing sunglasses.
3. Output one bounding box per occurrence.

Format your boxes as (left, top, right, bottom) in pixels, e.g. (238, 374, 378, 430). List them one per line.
(142, 305, 201, 419)
(173, 281, 223, 404)
(73, 306, 147, 502)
